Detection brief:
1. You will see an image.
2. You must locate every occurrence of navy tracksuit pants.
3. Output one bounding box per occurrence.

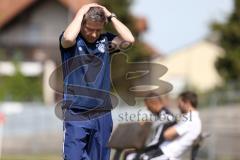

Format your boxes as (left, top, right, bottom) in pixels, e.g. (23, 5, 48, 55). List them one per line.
(63, 112, 113, 160)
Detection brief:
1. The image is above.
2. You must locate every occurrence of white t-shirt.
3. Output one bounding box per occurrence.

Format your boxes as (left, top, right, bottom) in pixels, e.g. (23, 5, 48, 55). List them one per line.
(160, 111, 202, 160)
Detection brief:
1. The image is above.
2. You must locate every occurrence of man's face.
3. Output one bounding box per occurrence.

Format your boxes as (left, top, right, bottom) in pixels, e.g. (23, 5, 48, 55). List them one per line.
(178, 98, 188, 113)
(144, 98, 162, 114)
(81, 19, 105, 43)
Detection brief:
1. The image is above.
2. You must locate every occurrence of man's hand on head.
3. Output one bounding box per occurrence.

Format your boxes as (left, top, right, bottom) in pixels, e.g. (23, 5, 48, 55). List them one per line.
(97, 5, 112, 17)
(78, 3, 99, 15)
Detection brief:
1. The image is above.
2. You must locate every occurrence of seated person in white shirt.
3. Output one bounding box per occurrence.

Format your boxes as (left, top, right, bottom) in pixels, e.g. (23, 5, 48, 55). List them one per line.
(127, 91, 202, 160)
(151, 91, 202, 160)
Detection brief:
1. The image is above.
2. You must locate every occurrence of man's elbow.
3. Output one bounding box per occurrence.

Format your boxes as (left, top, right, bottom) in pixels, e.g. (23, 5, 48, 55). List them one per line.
(127, 36, 135, 44)
(61, 34, 76, 48)
(163, 131, 176, 141)
(163, 132, 172, 141)
(63, 34, 75, 44)
(122, 34, 135, 44)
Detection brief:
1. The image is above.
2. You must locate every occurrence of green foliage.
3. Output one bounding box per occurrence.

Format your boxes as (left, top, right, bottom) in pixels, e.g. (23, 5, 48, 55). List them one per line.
(0, 64, 42, 102)
(99, 0, 153, 61)
(99, 0, 154, 93)
(212, 0, 240, 85)
(0, 49, 43, 102)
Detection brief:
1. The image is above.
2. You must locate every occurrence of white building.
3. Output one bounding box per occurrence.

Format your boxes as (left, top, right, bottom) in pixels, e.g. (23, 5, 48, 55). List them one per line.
(152, 40, 224, 94)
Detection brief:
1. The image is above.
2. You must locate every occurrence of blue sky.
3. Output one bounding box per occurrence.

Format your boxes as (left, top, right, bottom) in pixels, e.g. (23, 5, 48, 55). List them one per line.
(131, 0, 234, 55)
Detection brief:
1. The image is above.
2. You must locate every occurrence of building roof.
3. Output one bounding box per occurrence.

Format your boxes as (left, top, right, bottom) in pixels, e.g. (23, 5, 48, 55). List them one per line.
(134, 17, 148, 33)
(0, 0, 163, 57)
(0, 0, 94, 29)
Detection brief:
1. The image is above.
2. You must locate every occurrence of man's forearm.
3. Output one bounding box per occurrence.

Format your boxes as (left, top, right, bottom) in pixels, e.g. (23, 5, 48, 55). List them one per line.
(111, 17, 135, 43)
(62, 11, 84, 47)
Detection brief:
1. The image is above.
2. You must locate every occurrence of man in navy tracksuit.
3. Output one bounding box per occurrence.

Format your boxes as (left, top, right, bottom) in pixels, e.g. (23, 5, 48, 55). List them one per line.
(59, 3, 134, 160)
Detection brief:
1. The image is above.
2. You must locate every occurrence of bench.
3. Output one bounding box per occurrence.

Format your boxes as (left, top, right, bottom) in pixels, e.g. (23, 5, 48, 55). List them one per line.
(109, 122, 210, 160)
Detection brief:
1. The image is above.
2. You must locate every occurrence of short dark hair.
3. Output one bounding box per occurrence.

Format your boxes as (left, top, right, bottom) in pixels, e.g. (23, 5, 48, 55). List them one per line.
(83, 7, 107, 24)
(144, 92, 162, 102)
(179, 91, 198, 108)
